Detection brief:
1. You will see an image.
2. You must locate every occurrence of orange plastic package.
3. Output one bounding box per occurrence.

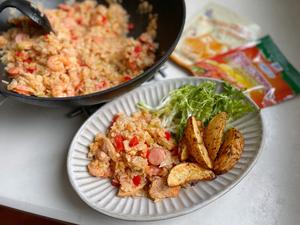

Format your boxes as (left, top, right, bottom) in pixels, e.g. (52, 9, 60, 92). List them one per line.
(188, 36, 300, 108)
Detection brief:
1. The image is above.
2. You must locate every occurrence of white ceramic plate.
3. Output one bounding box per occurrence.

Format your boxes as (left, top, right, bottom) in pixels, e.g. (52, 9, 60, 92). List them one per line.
(67, 78, 264, 221)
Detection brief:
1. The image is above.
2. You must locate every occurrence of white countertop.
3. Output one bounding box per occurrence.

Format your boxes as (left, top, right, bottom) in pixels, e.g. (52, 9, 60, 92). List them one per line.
(1, 0, 300, 224)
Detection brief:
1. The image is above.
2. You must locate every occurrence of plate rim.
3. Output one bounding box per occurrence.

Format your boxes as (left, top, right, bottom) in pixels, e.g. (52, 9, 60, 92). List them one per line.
(67, 77, 265, 221)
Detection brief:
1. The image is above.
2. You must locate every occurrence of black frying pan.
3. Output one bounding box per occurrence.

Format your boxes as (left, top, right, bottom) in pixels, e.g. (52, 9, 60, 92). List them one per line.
(0, 0, 185, 107)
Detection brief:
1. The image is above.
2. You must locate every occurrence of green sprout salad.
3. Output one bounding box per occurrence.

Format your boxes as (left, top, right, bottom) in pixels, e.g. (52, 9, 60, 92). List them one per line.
(138, 81, 256, 140)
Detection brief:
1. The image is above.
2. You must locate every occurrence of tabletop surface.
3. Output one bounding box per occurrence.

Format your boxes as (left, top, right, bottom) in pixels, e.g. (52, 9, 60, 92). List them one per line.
(0, 0, 300, 225)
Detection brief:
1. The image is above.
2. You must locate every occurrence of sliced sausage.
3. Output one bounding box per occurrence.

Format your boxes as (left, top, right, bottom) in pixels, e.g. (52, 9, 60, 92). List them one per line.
(148, 147, 166, 166)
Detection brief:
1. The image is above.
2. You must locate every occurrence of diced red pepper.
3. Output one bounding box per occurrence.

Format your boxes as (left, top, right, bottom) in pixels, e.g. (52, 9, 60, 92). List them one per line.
(134, 45, 142, 54)
(165, 131, 171, 141)
(123, 75, 131, 82)
(26, 67, 36, 73)
(114, 135, 124, 152)
(128, 23, 135, 30)
(146, 149, 150, 159)
(132, 175, 141, 186)
(23, 58, 32, 63)
(129, 136, 139, 147)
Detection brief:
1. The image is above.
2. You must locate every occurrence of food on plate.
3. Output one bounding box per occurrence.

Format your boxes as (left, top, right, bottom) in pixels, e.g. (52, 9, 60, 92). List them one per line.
(138, 81, 254, 139)
(204, 112, 227, 161)
(87, 111, 179, 201)
(149, 176, 181, 201)
(213, 128, 245, 174)
(214, 128, 245, 174)
(87, 82, 252, 201)
(183, 116, 212, 169)
(0, 0, 157, 97)
(178, 138, 189, 161)
(167, 163, 215, 187)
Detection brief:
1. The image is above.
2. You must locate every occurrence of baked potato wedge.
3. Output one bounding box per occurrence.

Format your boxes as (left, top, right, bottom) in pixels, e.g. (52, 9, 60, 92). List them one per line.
(204, 112, 227, 161)
(214, 128, 245, 174)
(178, 137, 189, 161)
(167, 162, 215, 187)
(184, 116, 213, 169)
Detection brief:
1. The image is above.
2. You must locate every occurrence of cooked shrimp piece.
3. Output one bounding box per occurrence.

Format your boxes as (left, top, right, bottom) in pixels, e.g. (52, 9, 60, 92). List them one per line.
(87, 160, 112, 178)
(47, 55, 70, 72)
(149, 177, 180, 201)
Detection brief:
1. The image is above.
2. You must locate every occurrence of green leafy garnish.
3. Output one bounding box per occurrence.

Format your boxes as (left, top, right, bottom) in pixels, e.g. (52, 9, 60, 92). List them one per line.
(138, 81, 256, 140)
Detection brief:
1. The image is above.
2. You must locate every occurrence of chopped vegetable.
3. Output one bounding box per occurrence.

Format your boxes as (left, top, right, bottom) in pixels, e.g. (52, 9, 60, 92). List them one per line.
(165, 131, 171, 141)
(129, 136, 139, 147)
(138, 81, 255, 139)
(132, 175, 141, 186)
(114, 135, 124, 152)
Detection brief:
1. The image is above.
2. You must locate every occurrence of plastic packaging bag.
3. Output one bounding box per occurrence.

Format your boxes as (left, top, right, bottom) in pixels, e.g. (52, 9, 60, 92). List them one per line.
(171, 2, 261, 68)
(189, 36, 300, 108)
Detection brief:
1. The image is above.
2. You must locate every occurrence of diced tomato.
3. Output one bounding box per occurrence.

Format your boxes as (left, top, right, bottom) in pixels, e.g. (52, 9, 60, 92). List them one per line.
(128, 23, 135, 30)
(129, 136, 139, 147)
(26, 67, 35, 73)
(123, 75, 131, 82)
(165, 131, 171, 141)
(132, 175, 141, 186)
(114, 135, 124, 152)
(134, 45, 142, 54)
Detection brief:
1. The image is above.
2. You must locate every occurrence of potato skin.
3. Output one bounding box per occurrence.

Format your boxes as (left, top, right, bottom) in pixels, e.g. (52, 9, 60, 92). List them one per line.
(214, 128, 245, 175)
(184, 116, 213, 169)
(167, 162, 215, 187)
(204, 112, 227, 161)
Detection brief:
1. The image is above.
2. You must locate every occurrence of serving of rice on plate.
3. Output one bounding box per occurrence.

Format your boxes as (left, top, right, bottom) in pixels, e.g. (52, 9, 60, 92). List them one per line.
(0, 0, 157, 97)
(87, 111, 182, 201)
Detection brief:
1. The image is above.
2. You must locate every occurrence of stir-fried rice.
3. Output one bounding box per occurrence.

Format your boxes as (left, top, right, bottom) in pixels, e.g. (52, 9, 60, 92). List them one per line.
(0, 0, 157, 97)
(87, 111, 181, 201)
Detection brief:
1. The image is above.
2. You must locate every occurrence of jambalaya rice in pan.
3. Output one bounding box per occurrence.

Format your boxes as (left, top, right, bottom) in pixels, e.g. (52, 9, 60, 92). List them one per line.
(0, 0, 158, 97)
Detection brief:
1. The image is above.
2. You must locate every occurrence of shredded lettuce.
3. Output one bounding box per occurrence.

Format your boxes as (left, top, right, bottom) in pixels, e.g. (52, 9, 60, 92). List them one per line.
(138, 81, 256, 140)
